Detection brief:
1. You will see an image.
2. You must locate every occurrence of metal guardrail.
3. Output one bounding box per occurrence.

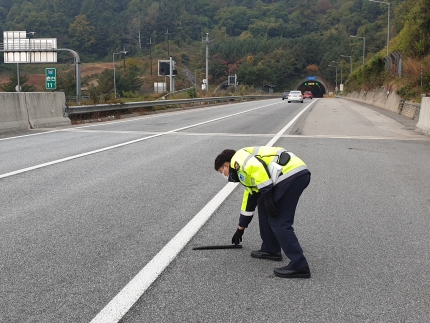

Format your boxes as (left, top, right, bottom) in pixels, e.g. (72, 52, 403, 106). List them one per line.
(64, 95, 279, 116)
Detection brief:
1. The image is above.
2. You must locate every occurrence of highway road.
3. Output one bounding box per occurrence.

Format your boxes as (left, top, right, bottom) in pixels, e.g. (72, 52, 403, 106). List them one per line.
(1, 98, 429, 322)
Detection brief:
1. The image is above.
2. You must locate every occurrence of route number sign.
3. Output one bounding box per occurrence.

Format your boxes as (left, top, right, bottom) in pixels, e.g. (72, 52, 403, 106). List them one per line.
(45, 68, 56, 90)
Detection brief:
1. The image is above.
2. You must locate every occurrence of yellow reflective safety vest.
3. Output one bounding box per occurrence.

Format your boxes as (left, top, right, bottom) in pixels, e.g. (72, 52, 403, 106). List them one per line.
(230, 146, 309, 217)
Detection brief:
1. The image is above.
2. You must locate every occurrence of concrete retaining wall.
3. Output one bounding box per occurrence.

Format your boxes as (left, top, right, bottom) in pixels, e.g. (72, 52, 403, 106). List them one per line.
(346, 90, 401, 113)
(416, 97, 430, 136)
(346, 90, 421, 120)
(399, 101, 421, 120)
(0, 92, 70, 134)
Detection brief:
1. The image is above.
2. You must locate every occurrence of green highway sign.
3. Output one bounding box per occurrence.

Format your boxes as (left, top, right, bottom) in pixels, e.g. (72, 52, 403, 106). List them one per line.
(45, 68, 56, 90)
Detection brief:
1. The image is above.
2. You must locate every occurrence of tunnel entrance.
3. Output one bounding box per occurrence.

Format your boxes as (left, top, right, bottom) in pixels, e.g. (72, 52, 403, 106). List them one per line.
(297, 80, 326, 98)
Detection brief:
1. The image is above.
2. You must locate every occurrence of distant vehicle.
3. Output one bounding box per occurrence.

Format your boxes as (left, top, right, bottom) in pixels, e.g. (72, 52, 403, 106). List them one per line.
(303, 91, 313, 99)
(287, 91, 303, 103)
(282, 91, 290, 100)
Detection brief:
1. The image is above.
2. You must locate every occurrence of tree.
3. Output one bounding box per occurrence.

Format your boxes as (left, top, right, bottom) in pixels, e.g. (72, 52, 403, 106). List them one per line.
(117, 68, 144, 95)
(209, 58, 229, 83)
(0, 71, 35, 92)
(97, 68, 115, 95)
(68, 14, 96, 52)
(57, 70, 77, 96)
(95, 67, 143, 96)
(393, 0, 430, 58)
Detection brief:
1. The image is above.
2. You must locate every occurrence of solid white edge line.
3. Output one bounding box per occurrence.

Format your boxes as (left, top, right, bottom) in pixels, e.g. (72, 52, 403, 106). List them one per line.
(89, 101, 314, 323)
(89, 182, 239, 323)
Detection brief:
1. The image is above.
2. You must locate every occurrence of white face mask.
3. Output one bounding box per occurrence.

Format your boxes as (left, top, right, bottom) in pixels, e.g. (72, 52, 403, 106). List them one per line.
(219, 165, 229, 181)
(220, 172, 229, 181)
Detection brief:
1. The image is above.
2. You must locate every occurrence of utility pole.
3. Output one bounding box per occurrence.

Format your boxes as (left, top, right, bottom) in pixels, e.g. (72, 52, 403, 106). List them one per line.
(203, 33, 209, 92)
(113, 50, 127, 98)
(147, 38, 154, 75)
(169, 56, 175, 93)
(123, 46, 127, 73)
(165, 28, 171, 57)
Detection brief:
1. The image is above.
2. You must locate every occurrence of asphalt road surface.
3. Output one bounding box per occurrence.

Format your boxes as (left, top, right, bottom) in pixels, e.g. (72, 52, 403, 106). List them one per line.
(1, 98, 429, 323)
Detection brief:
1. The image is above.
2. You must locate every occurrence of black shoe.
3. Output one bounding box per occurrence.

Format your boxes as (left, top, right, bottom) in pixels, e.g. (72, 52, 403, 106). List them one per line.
(274, 265, 311, 278)
(250, 250, 282, 261)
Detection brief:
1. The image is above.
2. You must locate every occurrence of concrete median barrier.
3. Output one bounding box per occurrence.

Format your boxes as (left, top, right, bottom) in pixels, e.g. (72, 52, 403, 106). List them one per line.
(25, 92, 70, 129)
(0, 93, 29, 133)
(0, 92, 70, 134)
(416, 97, 430, 136)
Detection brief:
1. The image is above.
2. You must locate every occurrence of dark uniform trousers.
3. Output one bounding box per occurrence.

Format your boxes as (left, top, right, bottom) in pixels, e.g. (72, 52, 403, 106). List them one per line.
(257, 173, 311, 269)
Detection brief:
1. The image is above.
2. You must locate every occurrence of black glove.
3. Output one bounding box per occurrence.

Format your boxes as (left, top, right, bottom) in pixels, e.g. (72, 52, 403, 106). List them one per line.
(263, 193, 278, 218)
(232, 228, 244, 245)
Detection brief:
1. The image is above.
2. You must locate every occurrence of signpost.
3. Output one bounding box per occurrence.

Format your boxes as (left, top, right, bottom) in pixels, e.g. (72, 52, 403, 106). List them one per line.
(1, 31, 82, 101)
(158, 58, 176, 92)
(45, 68, 56, 90)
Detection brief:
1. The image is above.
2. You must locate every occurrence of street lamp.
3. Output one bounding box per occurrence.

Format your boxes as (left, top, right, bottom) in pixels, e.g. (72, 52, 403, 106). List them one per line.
(341, 55, 353, 74)
(350, 35, 366, 65)
(194, 68, 204, 87)
(368, 0, 390, 56)
(328, 64, 338, 91)
(332, 61, 342, 84)
(113, 50, 127, 98)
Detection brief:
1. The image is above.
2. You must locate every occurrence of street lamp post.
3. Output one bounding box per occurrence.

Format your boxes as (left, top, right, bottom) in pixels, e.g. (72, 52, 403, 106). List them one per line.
(368, 0, 390, 56)
(350, 35, 366, 65)
(332, 61, 342, 84)
(194, 68, 204, 88)
(341, 55, 353, 74)
(328, 64, 338, 91)
(113, 50, 127, 98)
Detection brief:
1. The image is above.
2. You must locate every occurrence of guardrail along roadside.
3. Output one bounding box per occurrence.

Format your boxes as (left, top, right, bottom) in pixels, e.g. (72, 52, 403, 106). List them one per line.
(64, 94, 279, 123)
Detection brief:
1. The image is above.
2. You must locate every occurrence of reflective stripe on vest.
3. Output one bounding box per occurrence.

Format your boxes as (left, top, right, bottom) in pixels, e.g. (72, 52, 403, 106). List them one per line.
(241, 210, 254, 216)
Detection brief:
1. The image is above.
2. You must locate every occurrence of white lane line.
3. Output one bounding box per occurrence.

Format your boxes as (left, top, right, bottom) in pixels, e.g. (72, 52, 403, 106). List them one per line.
(90, 182, 239, 323)
(0, 99, 278, 142)
(267, 99, 317, 146)
(89, 102, 313, 323)
(0, 101, 282, 180)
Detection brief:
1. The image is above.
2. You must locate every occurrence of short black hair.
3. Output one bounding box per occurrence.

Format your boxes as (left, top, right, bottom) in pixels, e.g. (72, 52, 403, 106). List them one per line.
(214, 149, 236, 171)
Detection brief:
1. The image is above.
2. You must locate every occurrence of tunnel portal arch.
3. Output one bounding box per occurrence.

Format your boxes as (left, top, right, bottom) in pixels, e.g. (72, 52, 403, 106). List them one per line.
(296, 80, 327, 98)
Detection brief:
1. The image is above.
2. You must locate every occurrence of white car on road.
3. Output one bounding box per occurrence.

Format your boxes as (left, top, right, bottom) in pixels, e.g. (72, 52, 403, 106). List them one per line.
(287, 91, 303, 103)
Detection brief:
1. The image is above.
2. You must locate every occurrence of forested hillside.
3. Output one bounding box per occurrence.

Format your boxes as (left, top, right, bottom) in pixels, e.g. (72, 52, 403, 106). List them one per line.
(1, 0, 429, 97)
